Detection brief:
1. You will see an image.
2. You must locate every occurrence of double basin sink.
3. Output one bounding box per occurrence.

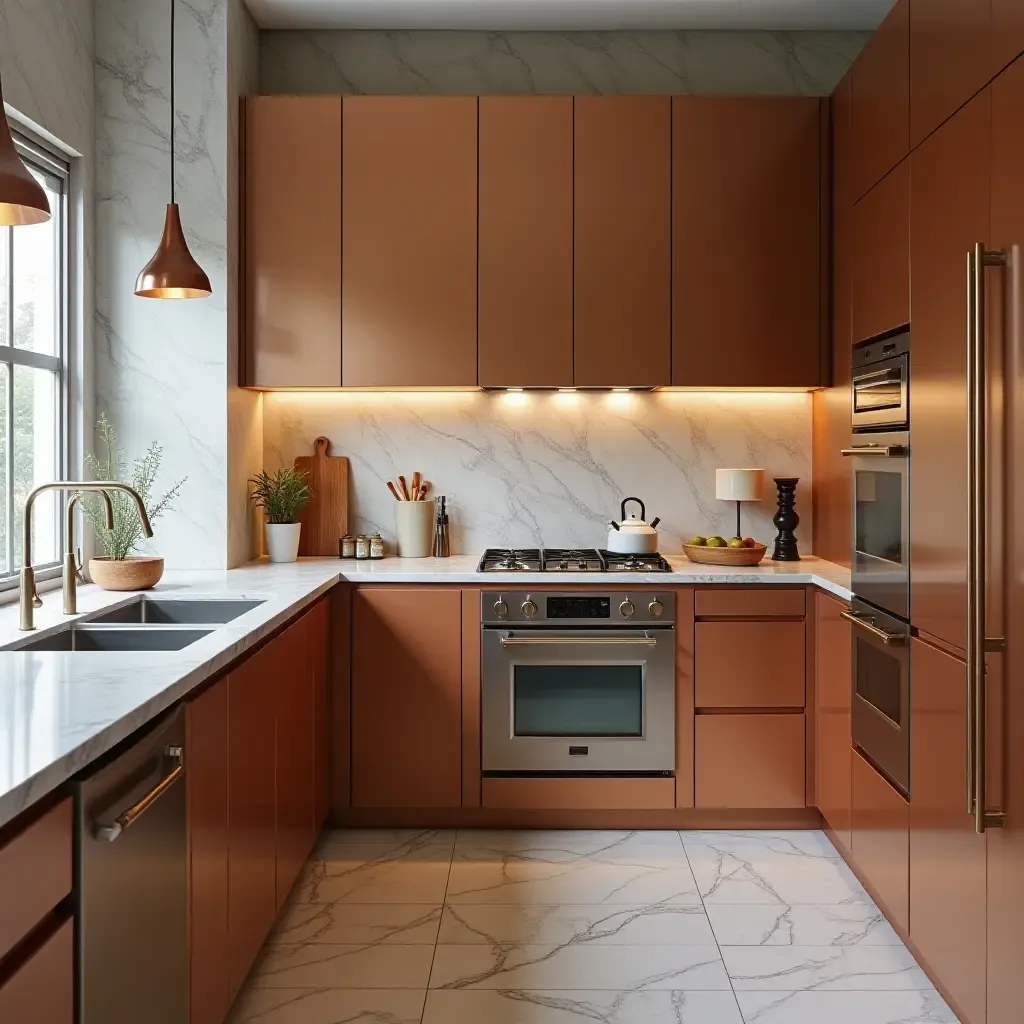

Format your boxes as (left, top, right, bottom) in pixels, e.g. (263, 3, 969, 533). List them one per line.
(6, 597, 265, 652)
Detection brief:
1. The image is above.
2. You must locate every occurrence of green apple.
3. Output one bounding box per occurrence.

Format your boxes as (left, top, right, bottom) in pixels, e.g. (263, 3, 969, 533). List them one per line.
(688, 535, 707, 546)
(706, 535, 726, 547)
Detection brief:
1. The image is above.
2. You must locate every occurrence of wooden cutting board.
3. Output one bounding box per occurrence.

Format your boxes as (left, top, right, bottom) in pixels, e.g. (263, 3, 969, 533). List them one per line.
(295, 436, 349, 556)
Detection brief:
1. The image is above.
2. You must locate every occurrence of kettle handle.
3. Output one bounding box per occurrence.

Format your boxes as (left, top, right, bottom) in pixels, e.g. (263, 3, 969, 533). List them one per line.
(621, 497, 646, 521)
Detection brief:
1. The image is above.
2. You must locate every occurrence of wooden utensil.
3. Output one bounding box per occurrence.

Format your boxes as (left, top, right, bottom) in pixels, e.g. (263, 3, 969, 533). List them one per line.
(411, 471, 421, 497)
(397, 475, 411, 501)
(386, 480, 402, 501)
(294, 436, 349, 556)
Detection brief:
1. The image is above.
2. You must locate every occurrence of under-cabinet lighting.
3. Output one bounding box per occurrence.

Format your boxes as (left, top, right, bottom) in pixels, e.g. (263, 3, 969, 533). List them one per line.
(557, 388, 577, 393)
(506, 387, 524, 392)
(611, 388, 630, 393)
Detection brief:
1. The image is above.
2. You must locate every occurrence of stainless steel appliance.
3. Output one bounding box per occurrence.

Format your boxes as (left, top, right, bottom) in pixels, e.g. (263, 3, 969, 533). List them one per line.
(850, 331, 909, 433)
(845, 597, 911, 795)
(477, 548, 672, 573)
(481, 590, 676, 774)
(75, 707, 187, 1024)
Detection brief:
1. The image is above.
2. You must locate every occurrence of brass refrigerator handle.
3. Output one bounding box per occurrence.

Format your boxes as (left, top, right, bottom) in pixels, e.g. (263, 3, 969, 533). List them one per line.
(839, 610, 907, 646)
(93, 747, 184, 842)
(499, 634, 658, 647)
(967, 243, 1007, 834)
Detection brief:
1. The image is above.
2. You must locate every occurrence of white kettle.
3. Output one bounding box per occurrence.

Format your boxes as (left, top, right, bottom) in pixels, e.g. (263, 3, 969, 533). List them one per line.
(607, 497, 661, 554)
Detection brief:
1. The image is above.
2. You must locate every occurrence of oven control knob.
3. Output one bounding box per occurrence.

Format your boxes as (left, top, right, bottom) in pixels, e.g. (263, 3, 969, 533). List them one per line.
(619, 600, 635, 619)
(521, 598, 538, 618)
(493, 598, 509, 618)
(649, 599, 664, 618)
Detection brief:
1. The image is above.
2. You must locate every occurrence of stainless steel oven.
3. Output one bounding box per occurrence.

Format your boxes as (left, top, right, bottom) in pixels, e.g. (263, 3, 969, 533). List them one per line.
(846, 598, 911, 795)
(481, 591, 676, 775)
(851, 332, 909, 432)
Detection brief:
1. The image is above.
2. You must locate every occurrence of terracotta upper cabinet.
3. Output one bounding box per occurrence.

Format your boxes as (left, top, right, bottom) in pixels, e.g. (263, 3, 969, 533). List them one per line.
(992, 1, 1024, 74)
(672, 98, 822, 387)
(479, 97, 573, 388)
(832, 71, 855, 213)
(850, 0, 909, 201)
(244, 97, 341, 387)
(342, 97, 477, 387)
(851, 159, 910, 343)
(910, 91, 991, 650)
(351, 588, 463, 808)
(574, 96, 671, 388)
(910, 0, 991, 147)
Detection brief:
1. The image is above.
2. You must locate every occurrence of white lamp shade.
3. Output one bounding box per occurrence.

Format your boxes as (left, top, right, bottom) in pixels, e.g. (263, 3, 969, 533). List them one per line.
(716, 468, 765, 502)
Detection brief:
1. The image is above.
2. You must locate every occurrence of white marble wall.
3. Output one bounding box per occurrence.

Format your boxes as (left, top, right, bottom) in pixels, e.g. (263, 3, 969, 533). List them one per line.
(95, 0, 259, 569)
(262, 391, 813, 556)
(260, 30, 868, 96)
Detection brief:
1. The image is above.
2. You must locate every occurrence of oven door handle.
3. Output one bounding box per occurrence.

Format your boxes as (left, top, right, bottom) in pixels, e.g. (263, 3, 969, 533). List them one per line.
(855, 368, 903, 388)
(840, 610, 907, 646)
(499, 633, 658, 647)
(840, 445, 907, 458)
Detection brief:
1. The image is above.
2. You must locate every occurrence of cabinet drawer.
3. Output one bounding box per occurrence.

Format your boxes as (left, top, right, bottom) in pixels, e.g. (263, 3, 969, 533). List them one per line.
(0, 799, 72, 961)
(695, 714, 806, 808)
(694, 588, 804, 618)
(695, 621, 805, 708)
(483, 777, 675, 810)
(0, 918, 73, 1024)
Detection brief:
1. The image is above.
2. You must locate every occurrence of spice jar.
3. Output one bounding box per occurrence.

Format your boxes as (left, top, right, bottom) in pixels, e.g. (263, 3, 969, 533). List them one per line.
(369, 534, 385, 560)
(354, 535, 371, 560)
(339, 535, 355, 559)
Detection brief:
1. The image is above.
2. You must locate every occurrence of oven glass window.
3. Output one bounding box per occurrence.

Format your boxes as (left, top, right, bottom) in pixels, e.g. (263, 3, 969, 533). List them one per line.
(855, 638, 902, 725)
(513, 666, 643, 737)
(855, 470, 903, 564)
(854, 374, 903, 413)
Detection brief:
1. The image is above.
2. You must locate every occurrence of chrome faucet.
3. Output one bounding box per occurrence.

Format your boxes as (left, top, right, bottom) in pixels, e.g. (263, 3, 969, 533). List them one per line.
(20, 482, 154, 631)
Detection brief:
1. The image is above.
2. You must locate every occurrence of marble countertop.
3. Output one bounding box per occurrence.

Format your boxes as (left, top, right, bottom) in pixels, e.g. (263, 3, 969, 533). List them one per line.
(0, 554, 849, 829)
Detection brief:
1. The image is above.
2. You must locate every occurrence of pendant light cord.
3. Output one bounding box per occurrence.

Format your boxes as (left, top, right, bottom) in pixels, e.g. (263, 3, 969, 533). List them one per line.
(169, 0, 175, 205)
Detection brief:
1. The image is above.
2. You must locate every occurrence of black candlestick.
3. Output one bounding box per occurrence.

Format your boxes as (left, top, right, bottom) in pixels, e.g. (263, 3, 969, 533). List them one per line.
(772, 477, 801, 561)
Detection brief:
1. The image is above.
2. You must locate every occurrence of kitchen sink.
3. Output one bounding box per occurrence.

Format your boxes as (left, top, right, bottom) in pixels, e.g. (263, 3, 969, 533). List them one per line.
(9, 625, 214, 652)
(86, 597, 264, 626)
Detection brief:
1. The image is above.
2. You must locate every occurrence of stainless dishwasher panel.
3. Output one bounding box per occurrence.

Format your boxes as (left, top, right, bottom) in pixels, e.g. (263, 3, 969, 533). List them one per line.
(75, 706, 187, 1024)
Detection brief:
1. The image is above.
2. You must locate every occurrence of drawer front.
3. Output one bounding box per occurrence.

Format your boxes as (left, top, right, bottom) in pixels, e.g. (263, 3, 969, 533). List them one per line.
(0, 799, 72, 961)
(482, 776, 675, 810)
(696, 714, 806, 808)
(695, 620, 805, 708)
(695, 588, 805, 618)
(0, 918, 73, 1024)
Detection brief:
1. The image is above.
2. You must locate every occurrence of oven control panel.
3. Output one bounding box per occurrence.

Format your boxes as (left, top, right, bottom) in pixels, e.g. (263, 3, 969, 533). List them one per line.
(482, 591, 675, 626)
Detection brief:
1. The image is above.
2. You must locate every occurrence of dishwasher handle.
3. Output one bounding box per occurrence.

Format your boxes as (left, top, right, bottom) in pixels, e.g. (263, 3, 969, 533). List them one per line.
(93, 746, 184, 842)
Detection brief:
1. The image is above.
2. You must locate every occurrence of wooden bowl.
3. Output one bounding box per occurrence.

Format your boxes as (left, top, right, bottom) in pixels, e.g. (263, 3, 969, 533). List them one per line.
(682, 542, 767, 566)
(89, 555, 165, 591)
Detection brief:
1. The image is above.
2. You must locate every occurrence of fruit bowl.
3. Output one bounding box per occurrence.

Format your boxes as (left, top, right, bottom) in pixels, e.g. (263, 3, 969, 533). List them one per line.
(682, 542, 768, 566)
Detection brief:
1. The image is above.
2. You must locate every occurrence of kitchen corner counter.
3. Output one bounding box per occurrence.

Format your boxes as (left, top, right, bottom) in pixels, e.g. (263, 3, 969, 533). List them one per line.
(0, 553, 849, 829)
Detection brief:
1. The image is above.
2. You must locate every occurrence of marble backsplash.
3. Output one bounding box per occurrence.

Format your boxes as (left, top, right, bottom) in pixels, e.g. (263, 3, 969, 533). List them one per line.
(262, 391, 813, 556)
(260, 29, 868, 96)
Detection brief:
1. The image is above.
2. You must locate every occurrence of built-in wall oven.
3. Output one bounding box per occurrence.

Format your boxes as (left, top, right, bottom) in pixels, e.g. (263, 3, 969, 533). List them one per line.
(481, 591, 676, 775)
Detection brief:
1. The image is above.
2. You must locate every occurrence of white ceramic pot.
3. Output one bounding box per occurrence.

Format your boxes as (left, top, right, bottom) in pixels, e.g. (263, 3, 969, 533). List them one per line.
(266, 522, 302, 563)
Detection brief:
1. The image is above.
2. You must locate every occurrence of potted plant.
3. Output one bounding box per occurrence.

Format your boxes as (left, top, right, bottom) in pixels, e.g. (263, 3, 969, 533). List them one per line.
(249, 468, 312, 562)
(81, 413, 186, 590)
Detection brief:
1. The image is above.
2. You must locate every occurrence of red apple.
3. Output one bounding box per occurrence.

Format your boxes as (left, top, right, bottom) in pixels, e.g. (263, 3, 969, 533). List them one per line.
(742, 537, 757, 548)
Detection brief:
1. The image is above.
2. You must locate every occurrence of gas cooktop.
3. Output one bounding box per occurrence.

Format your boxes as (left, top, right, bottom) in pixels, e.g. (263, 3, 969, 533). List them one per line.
(477, 548, 672, 573)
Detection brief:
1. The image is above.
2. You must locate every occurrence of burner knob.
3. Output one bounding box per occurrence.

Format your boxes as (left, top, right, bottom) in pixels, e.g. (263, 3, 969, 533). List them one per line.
(649, 599, 664, 618)
(493, 598, 509, 618)
(619, 599, 635, 619)
(521, 598, 538, 618)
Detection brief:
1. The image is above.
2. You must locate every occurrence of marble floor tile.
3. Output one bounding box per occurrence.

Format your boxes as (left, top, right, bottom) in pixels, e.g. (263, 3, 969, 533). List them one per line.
(421, 989, 745, 1023)
(428, 943, 731, 990)
(295, 844, 452, 904)
(270, 902, 442, 945)
(229, 987, 427, 1024)
(679, 830, 842, 859)
(722, 945, 934, 991)
(251, 942, 435, 989)
(438, 903, 715, 945)
(686, 843, 869, 906)
(706, 904, 902, 946)
(456, 830, 685, 858)
(734, 989, 961, 1023)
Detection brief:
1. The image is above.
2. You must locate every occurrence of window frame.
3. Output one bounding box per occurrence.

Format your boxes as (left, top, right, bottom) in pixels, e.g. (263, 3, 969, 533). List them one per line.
(0, 129, 70, 592)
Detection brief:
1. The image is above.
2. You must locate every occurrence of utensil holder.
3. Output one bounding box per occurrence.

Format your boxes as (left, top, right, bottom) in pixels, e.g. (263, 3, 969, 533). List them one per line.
(394, 501, 434, 557)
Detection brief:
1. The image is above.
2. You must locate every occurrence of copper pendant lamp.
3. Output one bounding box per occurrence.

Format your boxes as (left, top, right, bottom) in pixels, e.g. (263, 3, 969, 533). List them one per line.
(135, 0, 211, 299)
(0, 72, 51, 226)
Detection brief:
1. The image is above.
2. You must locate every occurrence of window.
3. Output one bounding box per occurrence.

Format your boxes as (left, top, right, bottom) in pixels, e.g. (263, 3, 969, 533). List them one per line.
(0, 133, 68, 589)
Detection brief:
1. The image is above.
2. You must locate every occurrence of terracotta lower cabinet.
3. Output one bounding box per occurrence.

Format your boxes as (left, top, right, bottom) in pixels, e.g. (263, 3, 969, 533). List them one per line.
(851, 159, 910, 343)
(310, 598, 331, 830)
(342, 96, 478, 387)
(574, 96, 671, 388)
(695, 714, 806, 809)
(851, 749, 909, 934)
(0, 918, 73, 1024)
(992, 0, 1024, 74)
(909, 637, 986, 1024)
(814, 592, 853, 852)
(352, 588, 463, 808)
(672, 97, 822, 387)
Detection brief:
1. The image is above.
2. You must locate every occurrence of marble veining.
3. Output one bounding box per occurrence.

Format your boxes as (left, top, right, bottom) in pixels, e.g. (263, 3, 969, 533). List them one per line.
(227, 828, 960, 1024)
(260, 29, 868, 96)
(263, 390, 814, 556)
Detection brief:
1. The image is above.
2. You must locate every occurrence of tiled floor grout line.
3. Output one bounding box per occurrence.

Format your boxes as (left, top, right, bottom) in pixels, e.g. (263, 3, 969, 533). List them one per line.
(417, 834, 458, 1022)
